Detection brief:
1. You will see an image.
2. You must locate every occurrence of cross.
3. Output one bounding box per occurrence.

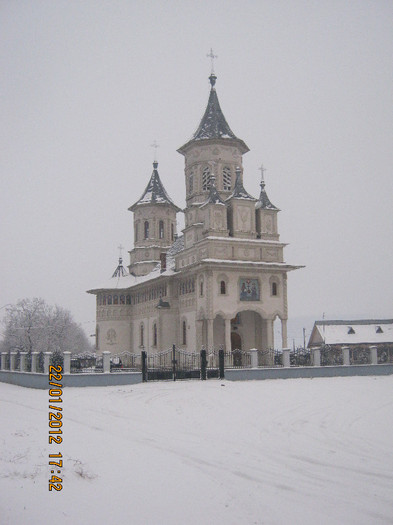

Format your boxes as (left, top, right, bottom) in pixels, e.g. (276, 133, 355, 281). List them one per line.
(206, 48, 218, 74)
(150, 140, 159, 161)
(118, 244, 124, 260)
(258, 164, 267, 183)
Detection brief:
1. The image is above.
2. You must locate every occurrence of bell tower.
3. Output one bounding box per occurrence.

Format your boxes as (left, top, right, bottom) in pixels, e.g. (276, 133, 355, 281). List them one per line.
(128, 161, 181, 276)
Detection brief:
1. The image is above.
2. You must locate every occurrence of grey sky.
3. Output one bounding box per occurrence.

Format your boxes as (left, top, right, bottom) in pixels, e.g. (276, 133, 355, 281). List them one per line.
(1, 1, 392, 342)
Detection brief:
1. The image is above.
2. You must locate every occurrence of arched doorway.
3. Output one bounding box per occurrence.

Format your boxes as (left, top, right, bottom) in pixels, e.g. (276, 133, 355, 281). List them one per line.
(231, 332, 242, 366)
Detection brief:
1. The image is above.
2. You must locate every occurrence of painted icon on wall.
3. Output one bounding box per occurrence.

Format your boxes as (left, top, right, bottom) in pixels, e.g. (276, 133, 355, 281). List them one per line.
(239, 278, 260, 301)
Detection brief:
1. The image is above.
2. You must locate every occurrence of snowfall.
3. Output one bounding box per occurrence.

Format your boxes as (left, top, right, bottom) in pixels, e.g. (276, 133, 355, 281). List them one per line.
(1, 376, 392, 525)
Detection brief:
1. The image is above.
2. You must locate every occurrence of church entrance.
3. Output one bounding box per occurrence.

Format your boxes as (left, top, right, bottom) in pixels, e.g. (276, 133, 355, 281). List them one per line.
(231, 332, 242, 366)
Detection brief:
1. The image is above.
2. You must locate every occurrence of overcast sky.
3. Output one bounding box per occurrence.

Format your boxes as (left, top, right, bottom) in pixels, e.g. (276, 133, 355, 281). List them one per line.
(1, 1, 392, 342)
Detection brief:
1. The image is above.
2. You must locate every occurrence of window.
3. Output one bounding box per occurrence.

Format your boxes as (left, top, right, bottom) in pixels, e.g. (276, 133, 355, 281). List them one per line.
(223, 166, 231, 191)
(107, 295, 112, 305)
(159, 220, 164, 239)
(200, 281, 204, 296)
(140, 324, 144, 347)
(153, 323, 157, 346)
(120, 295, 125, 304)
(376, 326, 383, 333)
(135, 223, 138, 242)
(144, 221, 149, 239)
(220, 280, 226, 294)
(171, 223, 174, 241)
(202, 166, 211, 191)
(182, 321, 187, 345)
(348, 327, 355, 334)
(126, 295, 131, 305)
(189, 172, 194, 194)
(102, 295, 107, 305)
(113, 295, 119, 305)
(272, 282, 278, 296)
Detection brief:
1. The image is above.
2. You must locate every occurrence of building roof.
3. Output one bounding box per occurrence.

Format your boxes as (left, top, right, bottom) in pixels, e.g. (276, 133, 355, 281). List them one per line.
(226, 168, 256, 202)
(128, 161, 181, 212)
(255, 179, 278, 210)
(200, 176, 226, 207)
(308, 319, 393, 346)
(177, 75, 249, 154)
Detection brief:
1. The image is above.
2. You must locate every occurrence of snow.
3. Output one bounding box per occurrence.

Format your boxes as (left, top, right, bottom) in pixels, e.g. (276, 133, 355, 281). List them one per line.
(313, 322, 393, 345)
(1, 376, 393, 525)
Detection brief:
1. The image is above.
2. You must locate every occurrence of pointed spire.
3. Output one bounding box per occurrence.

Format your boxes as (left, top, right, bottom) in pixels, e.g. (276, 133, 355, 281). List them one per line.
(111, 255, 128, 278)
(255, 166, 278, 210)
(226, 167, 256, 201)
(129, 161, 181, 212)
(200, 171, 225, 207)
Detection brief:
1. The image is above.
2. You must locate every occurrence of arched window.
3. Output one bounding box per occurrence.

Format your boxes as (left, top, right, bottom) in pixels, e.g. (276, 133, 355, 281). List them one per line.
(272, 282, 278, 296)
(113, 295, 119, 305)
(140, 324, 144, 347)
(120, 295, 125, 304)
(171, 223, 174, 241)
(189, 172, 194, 194)
(102, 295, 107, 305)
(126, 295, 131, 305)
(107, 295, 112, 305)
(202, 166, 211, 191)
(182, 320, 187, 345)
(223, 166, 231, 191)
(159, 220, 164, 239)
(153, 323, 157, 346)
(220, 280, 226, 294)
(144, 221, 149, 239)
(200, 281, 204, 296)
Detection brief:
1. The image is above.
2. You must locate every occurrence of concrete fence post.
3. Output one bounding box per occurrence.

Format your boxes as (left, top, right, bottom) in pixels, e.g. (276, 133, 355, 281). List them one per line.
(313, 348, 321, 367)
(250, 348, 258, 368)
(102, 351, 111, 373)
(282, 348, 291, 368)
(1, 353, 7, 371)
(10, 352, 17, 371)
(43, 352, 51, 375)
(342, 346, 350, 366)
(63, 352, 71, 374)
(19, 352, 27, 372)
(370, 345, 378, 365)
(31, 352, 39, 373)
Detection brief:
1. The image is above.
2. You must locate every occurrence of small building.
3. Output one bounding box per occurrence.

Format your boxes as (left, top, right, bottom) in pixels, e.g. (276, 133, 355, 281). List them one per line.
(308, 319, 393, 349)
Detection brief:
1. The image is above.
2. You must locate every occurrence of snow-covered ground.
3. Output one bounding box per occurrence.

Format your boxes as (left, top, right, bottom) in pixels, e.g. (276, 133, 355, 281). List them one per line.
(1, 376, 392, 525)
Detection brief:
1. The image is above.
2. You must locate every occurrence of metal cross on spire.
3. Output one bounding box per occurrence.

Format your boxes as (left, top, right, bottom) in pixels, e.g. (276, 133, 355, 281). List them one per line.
(258, 164, 267, 186)
(206, 48, 218, 74)
(150, 140, 159, 162)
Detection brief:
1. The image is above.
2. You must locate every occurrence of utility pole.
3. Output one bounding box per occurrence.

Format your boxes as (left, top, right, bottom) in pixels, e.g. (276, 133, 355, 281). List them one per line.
(303, 327, 306, 349)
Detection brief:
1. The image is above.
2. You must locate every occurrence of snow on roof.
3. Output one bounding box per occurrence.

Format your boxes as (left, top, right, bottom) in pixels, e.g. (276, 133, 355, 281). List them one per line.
(129, 162, 181, 212)
(309, 320, 393, 346)
(87, 236, 185, 294)
(255, 181, 278, 210)
(226, 169, 256, 202)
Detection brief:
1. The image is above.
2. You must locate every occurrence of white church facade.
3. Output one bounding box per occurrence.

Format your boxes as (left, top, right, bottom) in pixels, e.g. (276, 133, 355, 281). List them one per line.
(88, 71, 302, 355)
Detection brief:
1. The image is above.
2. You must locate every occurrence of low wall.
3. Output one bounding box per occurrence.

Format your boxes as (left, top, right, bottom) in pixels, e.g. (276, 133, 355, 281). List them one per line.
(0, 370, 142, 389)
(225, 364, 393, 381)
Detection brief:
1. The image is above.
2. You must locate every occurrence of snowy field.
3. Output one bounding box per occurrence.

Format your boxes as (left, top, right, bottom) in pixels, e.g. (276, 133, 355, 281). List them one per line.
(1, 376, 392, 525)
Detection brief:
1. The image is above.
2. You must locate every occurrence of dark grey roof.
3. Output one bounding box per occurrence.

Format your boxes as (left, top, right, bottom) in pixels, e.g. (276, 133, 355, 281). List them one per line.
(200, 177, 226, 207)
(226, 169, 256, 202)
(255, 181, 278, 210)
(177, 75, 249, 154)
(129, 162, 181, 212)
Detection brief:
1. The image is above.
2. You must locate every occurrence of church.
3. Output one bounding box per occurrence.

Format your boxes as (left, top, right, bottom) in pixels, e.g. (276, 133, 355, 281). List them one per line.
(87, 69, 302, 355)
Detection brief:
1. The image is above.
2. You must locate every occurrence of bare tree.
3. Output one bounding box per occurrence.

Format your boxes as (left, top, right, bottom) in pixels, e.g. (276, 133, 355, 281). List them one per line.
(0, 298, 93, 354)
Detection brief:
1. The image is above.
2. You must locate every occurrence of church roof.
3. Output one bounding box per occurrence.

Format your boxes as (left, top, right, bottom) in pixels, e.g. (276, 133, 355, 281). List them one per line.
(177, 75, 249, 154)
(129, 162, 181, 212)
(255, 179, 278, 210)
(200, 176, 226, 208)
(226, 168, 256, 202)
(308, 319, 393, 347)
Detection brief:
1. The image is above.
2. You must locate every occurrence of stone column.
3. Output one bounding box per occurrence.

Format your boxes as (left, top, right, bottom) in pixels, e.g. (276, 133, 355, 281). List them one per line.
(370, 345, 378, 365)
(19, 352, 27, 372)
(102, 351, 111, 373)
(43, 352, 51, 375)
(207, 319, 214, 351)
(1, 353, 7, 370)
(63, 352, 71, 374)
(282, 348, 291, 368)
(281, 319, 288, 348)
(31, 352, 39, 373)
(10, 352, 17, 371)
(250, 348, 258, 368)
(313, 348, 321, 367)
(225, 318, 231, 352)
(342, 346, 350, 366)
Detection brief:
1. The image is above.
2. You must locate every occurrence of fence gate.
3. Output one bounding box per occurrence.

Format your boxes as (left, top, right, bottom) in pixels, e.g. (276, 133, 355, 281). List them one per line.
(142, 346, 202, 381)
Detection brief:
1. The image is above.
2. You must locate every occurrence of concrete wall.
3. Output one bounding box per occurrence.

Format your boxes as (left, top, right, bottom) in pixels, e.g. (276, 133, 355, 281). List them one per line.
(0, 370, 142, 389)
(225, 364, 393, 381)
